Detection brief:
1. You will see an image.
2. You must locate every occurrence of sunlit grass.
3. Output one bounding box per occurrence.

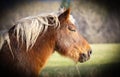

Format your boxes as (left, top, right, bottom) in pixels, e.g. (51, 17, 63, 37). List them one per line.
(40, 44, 120, 77)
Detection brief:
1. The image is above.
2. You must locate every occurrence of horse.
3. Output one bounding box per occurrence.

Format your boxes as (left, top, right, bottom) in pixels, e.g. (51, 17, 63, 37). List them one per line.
(0, 8, 92, 77)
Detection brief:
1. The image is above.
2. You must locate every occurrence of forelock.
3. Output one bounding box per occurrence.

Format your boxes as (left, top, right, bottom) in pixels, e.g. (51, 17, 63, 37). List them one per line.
(69, 15, 76, 24)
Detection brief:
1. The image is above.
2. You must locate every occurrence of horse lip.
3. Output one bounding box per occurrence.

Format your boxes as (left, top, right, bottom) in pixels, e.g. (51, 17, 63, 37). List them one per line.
(79, 59, 85, 63)
(78, 57, 90, 63)
(79, 59, 87, 63)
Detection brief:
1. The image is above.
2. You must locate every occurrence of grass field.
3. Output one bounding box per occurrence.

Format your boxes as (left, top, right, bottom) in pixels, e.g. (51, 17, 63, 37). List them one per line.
(40, 44, 120, 77)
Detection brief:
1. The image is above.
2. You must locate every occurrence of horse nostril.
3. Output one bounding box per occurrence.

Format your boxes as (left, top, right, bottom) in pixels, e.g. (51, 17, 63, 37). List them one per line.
(88, 50, 92, 57)
(81, 53, 86, 58)
(89, 50, 92, 54)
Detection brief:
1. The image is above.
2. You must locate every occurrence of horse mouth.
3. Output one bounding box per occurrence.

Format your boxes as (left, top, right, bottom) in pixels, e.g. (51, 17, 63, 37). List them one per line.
(79, 49, 92, 63)
(78, 57, 90, 63)
(78, 51, 91, 63)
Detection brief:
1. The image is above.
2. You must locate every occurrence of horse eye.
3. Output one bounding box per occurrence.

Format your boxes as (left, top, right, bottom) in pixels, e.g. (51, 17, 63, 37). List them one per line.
(68, 26, 76, 32)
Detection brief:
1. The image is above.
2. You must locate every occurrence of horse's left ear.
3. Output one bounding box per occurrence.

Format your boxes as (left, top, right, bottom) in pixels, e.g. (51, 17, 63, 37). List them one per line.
(58, 8, 70, 21)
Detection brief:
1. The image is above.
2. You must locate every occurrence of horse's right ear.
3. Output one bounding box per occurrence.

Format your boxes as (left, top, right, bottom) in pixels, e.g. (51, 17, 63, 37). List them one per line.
(58, 8, 70, 21)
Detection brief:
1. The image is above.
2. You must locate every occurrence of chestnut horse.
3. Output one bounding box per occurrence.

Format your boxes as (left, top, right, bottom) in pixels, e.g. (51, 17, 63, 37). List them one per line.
(0, 8, 92, 77)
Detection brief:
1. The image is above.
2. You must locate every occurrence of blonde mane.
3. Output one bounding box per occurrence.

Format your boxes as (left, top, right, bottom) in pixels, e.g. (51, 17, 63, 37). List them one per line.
(0, 10, 75, 53)
(0, 13, 60, 52)
(0, 30, 10, 50)
(0, 30, 13, 56)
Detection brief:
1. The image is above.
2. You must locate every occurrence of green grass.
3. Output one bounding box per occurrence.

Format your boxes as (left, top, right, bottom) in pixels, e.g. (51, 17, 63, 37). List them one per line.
(40, 44, 120, 77)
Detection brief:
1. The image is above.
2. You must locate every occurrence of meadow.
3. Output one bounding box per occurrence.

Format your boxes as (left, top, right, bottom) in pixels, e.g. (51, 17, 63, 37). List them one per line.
(40, 44, 120, 77)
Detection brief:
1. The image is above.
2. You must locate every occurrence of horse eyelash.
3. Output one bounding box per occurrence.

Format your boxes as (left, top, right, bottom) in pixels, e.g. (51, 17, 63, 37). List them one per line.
(68, 26, 76, 32)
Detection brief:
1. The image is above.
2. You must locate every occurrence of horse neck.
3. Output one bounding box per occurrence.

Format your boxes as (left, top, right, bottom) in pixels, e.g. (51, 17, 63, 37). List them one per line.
(8, 27, 56, 73)
(31, 27, 56, 63)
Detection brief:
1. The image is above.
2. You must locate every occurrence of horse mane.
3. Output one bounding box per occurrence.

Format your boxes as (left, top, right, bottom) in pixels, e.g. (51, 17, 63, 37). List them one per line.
(0, 13, 60, 52)
(0, 9, 75, 53)
(0, 30, 11, 50)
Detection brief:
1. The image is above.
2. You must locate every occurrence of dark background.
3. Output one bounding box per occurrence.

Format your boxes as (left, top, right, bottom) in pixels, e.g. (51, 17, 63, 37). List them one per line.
(0, 1, 120, 77)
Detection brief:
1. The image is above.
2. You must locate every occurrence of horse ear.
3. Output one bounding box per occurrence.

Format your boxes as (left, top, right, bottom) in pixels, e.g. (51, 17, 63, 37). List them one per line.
(58, 8, 70, 21)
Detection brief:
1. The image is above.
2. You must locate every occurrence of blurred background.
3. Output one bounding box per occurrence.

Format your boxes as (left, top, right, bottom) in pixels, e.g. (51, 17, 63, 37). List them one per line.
(0, 0, 120, 77)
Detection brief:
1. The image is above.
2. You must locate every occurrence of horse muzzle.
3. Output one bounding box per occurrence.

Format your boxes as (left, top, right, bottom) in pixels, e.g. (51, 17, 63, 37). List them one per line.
(79, 50, 92, 63)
